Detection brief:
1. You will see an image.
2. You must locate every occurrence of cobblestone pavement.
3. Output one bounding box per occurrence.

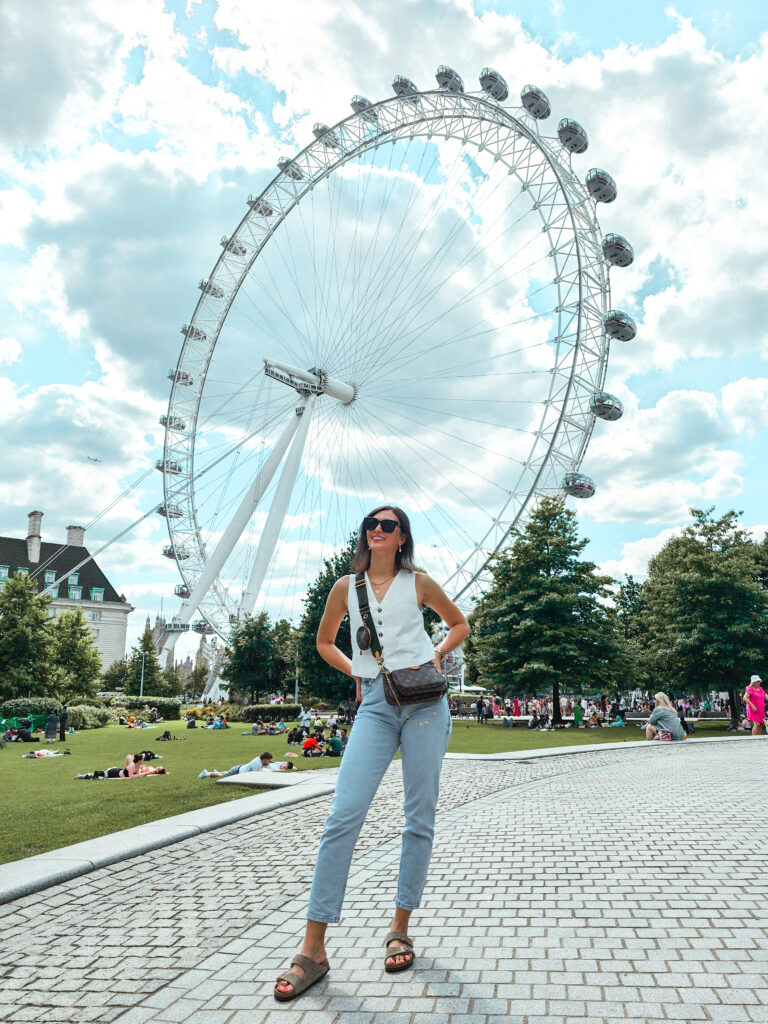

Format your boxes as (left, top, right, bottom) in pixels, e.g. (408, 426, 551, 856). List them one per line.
(3, 740, 768, 1024)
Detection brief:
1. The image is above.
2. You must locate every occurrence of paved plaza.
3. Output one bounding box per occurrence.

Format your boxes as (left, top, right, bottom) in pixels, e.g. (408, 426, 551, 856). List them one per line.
(2, 738, 768, 1024)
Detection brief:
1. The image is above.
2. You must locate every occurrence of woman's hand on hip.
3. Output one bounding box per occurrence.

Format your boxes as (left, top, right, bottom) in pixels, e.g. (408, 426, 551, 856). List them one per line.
(355, 676, 362, 703)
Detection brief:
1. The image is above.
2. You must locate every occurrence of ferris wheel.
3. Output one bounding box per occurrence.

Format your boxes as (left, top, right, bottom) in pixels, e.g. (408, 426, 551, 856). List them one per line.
(157, 66, 636, 655)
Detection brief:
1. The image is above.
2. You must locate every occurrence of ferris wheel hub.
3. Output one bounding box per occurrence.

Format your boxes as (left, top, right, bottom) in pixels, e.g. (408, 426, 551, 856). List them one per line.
(263, 358, 356, 404)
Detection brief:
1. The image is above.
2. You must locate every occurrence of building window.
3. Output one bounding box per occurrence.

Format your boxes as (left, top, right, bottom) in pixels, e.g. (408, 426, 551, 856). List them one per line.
(0, 566, 8, 579)
(44, 570, 56, 584)
(91, 611, 101, 622)
(90, 588, 104, 602)
(49, 607, 56, 617)
(48, 585, 59, 598)
(68, 572, 79, 585)
(15, 567, 29, 577)
(68, 586, 82, 600)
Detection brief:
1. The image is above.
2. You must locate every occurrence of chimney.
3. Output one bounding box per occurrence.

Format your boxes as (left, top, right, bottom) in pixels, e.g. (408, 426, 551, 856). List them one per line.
(26, 510, 43, 564)
(66, 525, 85, 547)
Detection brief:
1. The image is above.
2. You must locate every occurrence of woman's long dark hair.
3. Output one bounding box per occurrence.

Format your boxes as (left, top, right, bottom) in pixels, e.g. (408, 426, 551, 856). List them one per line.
(350, 504, 416, 573)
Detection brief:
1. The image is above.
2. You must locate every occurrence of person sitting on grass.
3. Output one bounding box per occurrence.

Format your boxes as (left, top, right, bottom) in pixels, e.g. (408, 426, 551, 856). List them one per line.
(324, 732, 342, 757)
(645, 692, 686, 742)
(587, 711, 603, 727)
(302, 735, 324, 757)
(198, 752, 295, 778)
(609, 715, 625, 727)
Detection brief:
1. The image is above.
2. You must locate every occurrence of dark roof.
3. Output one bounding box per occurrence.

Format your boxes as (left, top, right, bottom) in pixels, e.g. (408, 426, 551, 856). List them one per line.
(0, 537, 125, 603)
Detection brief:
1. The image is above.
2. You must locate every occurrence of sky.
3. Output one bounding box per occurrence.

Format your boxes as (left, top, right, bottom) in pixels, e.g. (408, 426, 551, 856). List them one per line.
(2, 0, 768, 662)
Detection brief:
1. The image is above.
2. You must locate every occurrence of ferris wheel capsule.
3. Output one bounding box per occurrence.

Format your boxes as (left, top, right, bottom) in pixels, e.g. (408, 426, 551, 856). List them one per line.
(392, 75, 419, 102)
(277, 156, 304, 179)
(557, 118, 588, 154)
(192, 619, 215, 635)
(590, 392, 624, 421)
(165, 619, 190, 633)
(521, 84, 551, 119)
(167, 368, 193, 385)
(159, 413, 186, 430)
(350, 95, 378, 122)
(603, 309, 637, 342)
(198, 278, 225, 298)
(220, 235, 247, 256)
(180, 323, 206, 342)
(157, 502, 183, 519)
(602, 233, 634, 267)
(561, 472, 596, 498)
(156, 458, 184, 475)
(586, 168, 617, 203)
(173, 583, 190, 599)
(163, 544, 190, 560)
(312, 122, 339, 148)
(479, 67, 508, 102)
(436, 65, 464, 93)
(247, 196, 274, 216)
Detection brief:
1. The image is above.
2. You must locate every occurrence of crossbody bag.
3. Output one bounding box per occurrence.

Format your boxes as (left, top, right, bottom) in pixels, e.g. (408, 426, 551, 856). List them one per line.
(353, 572, 447, 707)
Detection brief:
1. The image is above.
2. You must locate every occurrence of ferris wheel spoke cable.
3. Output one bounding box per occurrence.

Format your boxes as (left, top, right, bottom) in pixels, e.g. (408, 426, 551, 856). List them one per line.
(366, 393, 526, 468)
(370, 212, 547, 377)
(370, 395, 538, 436)
(350, 400, 480, 553)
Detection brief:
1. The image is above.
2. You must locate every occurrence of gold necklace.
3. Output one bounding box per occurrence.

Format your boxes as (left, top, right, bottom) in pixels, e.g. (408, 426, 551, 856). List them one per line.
(368, 572, 395, 592)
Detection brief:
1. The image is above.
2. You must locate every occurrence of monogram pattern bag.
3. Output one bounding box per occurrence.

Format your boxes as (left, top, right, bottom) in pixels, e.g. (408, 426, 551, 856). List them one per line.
(354, 572, 447, 707)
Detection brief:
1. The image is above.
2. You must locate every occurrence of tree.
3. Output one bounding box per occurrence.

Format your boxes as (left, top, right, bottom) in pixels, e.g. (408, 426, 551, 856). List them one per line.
(643, 508, 768, 726)
(124, 627, 166, 697)
(297, 536, 357, 704)
(613, 574, 653, 690)
(102, 657, 129, 691)
(220, 611, 275, 704)
(470, 496, 621, 721)
(0, 573, 54, 700)
(162, 661, 187, 697)
(186, 663, 209, 698)
(272, 618, 299, 696)
(50, 607, 102, 701)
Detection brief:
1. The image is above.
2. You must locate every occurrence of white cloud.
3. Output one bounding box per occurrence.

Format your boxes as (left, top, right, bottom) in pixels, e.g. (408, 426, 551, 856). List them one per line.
(599, 526, 679, 580)
(0, 337, 22, 365)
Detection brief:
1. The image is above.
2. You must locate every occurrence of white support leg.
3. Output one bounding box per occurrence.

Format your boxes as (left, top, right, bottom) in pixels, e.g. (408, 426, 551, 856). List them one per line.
(238, 394, 316, 617)
(161, 408, 303, 668)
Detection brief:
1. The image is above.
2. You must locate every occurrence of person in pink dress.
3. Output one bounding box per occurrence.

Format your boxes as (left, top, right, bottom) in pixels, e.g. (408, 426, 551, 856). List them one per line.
(744, 674, 766, 736)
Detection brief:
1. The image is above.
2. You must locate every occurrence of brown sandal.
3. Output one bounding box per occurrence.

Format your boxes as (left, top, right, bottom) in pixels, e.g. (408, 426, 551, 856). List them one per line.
(274, 954, 330, 1002)
(384, 931, 415, 973)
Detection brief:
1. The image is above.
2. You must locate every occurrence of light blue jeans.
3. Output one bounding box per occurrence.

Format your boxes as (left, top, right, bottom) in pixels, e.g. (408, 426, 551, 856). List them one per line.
(307, 673, 452, 923)
(220, 756, 263, 777)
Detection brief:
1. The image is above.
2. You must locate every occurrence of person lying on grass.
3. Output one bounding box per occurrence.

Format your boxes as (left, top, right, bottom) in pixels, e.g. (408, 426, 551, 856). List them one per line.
(22, 749, 70, 758)
(198, 752, 295, 778)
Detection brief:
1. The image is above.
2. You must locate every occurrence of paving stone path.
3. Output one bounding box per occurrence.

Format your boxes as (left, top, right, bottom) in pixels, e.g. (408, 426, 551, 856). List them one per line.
(3, 739, 767, 1024)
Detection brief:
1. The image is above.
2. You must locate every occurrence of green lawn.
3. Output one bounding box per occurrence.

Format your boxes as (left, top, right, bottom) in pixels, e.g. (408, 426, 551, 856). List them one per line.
(445, 717, 736, 753)
(2, 717, 740, 865)
(1, 720, 331, 864)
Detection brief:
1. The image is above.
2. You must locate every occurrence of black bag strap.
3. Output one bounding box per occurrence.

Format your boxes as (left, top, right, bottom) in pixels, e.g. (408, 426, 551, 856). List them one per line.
(354, 572, 385, 668)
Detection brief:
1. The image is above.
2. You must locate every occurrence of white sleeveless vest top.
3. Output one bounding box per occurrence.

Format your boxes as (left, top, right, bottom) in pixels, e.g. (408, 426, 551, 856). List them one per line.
(348, 570, 435, 676)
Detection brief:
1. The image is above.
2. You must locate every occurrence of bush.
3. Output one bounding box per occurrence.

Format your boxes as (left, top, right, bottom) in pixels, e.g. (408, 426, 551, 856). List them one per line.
(100, 696, 181, 718)
(67, 694, 106, 707)
(241, 703, 300, 723)
(68, 704, 111, 730)
(0, 697, 63, 718)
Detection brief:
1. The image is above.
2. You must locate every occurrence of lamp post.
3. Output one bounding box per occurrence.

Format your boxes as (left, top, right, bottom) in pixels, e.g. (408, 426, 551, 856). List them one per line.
(140, 651, 146, 698)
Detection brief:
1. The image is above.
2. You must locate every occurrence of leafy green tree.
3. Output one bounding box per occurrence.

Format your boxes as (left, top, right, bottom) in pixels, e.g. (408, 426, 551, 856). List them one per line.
(272, 618, 298, 696)
(471, 496, 621, 721)
(124, 627, 166, 697)
(613, 574, 653, 690)
(643, 508, 768, 726)
(0, 573, 54, 700)
(220, 611, 275, 704)
(186, 663, 209, 698)
(50, 607, 102, 701)
(162, 661, 186, 697)
(102, 657, 129, 691)
(297, 536, 357, 704)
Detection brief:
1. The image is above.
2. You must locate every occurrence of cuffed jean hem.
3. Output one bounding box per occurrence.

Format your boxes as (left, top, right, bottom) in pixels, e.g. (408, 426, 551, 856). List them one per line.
(306, 912, 340, 924)
(395, 901, 420, 911)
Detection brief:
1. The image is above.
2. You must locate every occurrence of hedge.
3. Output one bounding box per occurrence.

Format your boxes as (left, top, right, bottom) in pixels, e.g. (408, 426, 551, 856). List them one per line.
(241, 704, 301, 723)
(0, 697, 63, 718)
(68, 704, 112, 730)
(100, 696, 182, 718)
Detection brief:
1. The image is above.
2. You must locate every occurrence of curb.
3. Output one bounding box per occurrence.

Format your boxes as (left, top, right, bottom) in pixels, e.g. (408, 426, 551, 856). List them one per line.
(4, 734, 764, 905)
(0, 778, 335, 906)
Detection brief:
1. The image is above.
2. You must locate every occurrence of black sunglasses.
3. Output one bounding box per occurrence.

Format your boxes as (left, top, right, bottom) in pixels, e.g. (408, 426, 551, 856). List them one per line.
(363, 516, 400, 534)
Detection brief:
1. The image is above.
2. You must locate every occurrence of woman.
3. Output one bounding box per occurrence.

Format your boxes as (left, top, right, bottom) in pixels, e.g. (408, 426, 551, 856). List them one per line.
(274, 505, 469, 1002)
(744, 674, 766, 735)
(646, 692, 686, 742)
